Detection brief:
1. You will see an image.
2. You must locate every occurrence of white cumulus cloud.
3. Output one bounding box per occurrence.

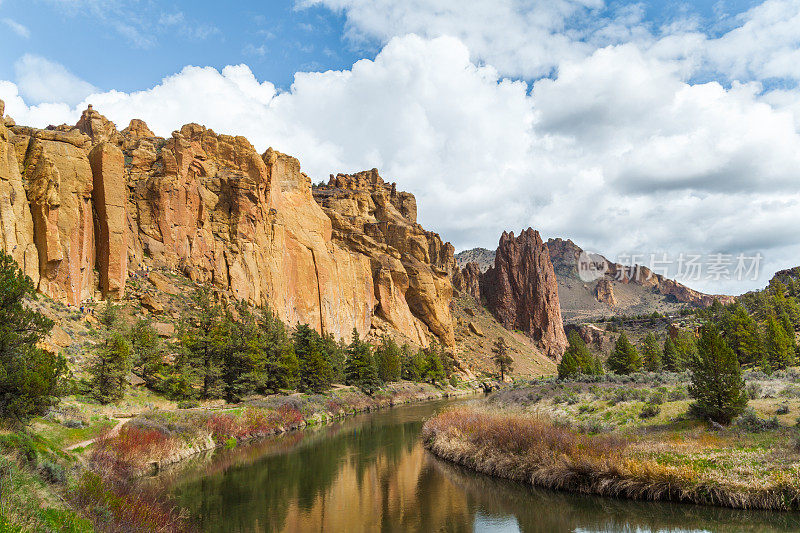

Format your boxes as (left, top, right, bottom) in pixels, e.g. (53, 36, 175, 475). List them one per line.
(13, 55, 97, 106)
(4, 17, 800, 293)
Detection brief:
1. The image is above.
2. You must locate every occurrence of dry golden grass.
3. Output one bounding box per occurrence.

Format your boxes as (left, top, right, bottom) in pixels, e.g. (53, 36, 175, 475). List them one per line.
(423, 407, 800, 510)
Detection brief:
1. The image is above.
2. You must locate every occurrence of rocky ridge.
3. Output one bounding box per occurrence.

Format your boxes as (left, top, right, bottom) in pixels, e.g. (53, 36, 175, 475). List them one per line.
(0, 102, 459, 347)
(454, 229, 568, 360)
(547, 238, 735, 321)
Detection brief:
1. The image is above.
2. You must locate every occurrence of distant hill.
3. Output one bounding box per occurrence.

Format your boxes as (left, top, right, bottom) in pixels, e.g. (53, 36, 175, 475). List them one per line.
(455, 248, 495, 272)
(546, 238, 733, 323)
(456, 239, 733, 324)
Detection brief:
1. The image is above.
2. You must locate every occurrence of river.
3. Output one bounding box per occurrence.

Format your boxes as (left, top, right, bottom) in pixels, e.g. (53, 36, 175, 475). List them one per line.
(168, 398, 800, 532)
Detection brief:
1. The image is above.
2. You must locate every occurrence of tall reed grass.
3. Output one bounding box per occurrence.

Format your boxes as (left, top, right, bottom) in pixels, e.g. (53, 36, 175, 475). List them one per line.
(422, 407, 800, 511)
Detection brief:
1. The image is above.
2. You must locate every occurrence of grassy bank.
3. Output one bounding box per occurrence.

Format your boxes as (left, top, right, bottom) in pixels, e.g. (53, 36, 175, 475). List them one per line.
(0, 381, 476, 532)
(90, 381, 479, 476)
(422, 372, 800, 511)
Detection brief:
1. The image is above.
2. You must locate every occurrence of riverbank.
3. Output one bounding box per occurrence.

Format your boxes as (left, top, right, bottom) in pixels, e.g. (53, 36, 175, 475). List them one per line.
(422, 372, 800, 511)
(92, 381, 481, 476)
(0, 381, 479, 532)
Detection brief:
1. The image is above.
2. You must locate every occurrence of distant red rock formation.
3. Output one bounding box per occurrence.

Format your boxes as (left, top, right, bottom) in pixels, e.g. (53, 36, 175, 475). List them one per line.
(479, 228, 567, 360)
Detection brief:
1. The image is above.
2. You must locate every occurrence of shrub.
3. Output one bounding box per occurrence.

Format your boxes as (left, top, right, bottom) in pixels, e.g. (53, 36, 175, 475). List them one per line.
(746, 382, 763, 400)
(732, 408, 781, 432)
(648, 391, 665, 405)
(38, 460, 66, 485)
(777, 404, 790, 415)
(639, 403, 661, 419)
(177, 400, 199, 410)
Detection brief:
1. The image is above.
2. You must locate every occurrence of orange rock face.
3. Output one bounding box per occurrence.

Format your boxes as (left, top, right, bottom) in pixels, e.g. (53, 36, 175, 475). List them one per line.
(87, 142, 127, 299)
(313, 170, 456, 346)
(0, 102, 456, 346)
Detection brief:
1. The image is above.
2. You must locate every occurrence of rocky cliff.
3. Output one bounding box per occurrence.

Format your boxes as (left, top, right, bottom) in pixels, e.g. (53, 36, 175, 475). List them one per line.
(547, 237, 735, 321)
(312, 170, 455, 346)
(455, 229, 567, 360)
(0, 102, 457, 346)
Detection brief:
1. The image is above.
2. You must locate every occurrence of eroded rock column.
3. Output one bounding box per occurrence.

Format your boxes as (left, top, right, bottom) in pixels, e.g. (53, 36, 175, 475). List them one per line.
(89, 142, 128, 299)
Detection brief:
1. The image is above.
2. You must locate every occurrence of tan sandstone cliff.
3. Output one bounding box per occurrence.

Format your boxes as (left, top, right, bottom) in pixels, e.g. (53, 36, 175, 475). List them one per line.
(0, 102, 459, 346)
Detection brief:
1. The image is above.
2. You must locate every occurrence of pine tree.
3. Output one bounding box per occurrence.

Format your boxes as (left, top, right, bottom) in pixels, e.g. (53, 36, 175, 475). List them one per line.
(688, 325, 747, 424)
(723, 305, 762, 366)
(374, 336, 401, 382)
(763, 315, 795, 371)
(558, 330, 599, 379)
(344, 328, 378, 391)
(401, 344, 425, 381)
(662, 336, 678, 371)
(673, 330, 698, 371)
(256, 304, 297, 392)
(89, 332, 132, 404)
(491, 337, 514, 381)
(641, 333, 663, 372)
(0, 251, 65, 424)
(293, 324, 332, 392)
(422, 342, 446, 384)
(606, 333, 642, 375)
(557, 349, 579, 380)
(217, 304, 262, 403)
(180, 289, 224, 399)
(129, 318, 163, 390)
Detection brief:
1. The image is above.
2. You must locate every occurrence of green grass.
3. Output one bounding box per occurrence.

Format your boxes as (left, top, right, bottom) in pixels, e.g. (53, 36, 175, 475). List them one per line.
(30, 418, 116, 448)
(0, 435, 93, 532)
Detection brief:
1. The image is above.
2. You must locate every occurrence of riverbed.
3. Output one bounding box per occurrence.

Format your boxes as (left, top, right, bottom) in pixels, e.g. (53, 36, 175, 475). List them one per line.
(168, 398, 800, 532)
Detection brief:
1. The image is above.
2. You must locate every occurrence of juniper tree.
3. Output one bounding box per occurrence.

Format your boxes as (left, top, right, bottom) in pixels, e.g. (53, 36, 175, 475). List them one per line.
(89, 332, 132, 404)
(688, 325, 747, 425)
(129, 318, 163, 390)
(606, 332, 642, 375)
(641, 332, 663, 372)
(0, 251, 66, 424)
(491, 337, 514, 381)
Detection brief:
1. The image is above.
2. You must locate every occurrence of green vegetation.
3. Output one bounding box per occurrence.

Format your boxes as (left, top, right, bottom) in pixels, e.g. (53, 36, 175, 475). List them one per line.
(0, 251, 66, 425)
(491, 337, 513, 381)
(88, 331, 132, 404)
(688, 325, 747, 424)
(557, 331, 602, 379)
(606, 333, 642, 375)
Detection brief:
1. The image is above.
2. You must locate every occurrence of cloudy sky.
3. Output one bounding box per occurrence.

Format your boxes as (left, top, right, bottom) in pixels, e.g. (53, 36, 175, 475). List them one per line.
(1, 0, 800, 295)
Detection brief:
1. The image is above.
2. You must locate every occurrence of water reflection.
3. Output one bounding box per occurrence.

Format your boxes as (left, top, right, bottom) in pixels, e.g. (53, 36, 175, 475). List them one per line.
(168, 400, 800, 532)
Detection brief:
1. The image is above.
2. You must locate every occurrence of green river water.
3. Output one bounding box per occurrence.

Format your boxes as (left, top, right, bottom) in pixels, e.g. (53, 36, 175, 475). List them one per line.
(168, 398, 800, 532)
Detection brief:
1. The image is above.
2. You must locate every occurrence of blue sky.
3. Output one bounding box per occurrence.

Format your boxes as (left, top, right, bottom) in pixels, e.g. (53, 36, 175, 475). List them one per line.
(0, 0, 763, 95)
(0, 0, 366, 93)
(2, 0, 800, 294)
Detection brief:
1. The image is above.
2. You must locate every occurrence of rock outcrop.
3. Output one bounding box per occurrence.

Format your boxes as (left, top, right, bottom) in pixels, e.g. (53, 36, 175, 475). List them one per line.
(453, 261, 482, 301)
(313, 170, 455, 346)
(594, 278, 616, 306)
(0, 102, 456, 346)
(479, 229, 567, 359)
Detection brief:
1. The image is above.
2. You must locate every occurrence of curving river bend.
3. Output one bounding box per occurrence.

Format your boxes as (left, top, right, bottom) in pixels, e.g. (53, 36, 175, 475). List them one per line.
(168, 398, 800, 532)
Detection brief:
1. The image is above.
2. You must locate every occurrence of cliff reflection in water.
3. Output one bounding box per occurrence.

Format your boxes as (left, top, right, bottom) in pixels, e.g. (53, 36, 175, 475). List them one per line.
(169, 400, 800, 533)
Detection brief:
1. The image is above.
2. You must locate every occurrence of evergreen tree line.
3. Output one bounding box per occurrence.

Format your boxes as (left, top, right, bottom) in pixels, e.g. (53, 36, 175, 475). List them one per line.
(88, 288, 455, 404)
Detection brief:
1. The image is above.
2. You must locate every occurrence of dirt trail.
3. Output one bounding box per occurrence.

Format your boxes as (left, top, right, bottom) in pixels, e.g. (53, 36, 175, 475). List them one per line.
(65, 417, 128, 451)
